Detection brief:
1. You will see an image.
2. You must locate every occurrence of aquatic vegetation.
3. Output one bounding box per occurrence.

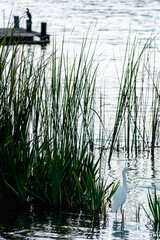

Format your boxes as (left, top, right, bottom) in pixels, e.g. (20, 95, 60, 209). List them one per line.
(0, 35, 108, 214)
(2, 28, 160, 219)
(108, 36, 148, 164)
(143, 187, 160, 231)
(136, 203, 140, 222)
(107, 35, 160, 164)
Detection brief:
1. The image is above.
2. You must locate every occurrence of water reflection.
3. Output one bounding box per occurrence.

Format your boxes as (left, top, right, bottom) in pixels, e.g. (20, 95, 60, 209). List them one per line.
(112, 221, 129, 240)
(0, 205, 153, 239)
(0, 209, 109, 239)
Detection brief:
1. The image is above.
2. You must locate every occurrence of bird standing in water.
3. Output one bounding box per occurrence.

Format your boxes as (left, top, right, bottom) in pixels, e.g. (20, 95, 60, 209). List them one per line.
(112, 167, 135, 219)
(26, 8, 32, 21)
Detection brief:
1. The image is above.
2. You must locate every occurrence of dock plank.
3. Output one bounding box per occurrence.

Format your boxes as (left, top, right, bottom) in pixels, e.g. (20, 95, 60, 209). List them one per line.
(0, 27, 50, 44)
(0, 28, 41, 38)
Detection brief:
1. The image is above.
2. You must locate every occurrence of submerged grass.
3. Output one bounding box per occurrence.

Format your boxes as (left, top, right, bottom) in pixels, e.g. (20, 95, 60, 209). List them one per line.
(0, 34, 110, 214)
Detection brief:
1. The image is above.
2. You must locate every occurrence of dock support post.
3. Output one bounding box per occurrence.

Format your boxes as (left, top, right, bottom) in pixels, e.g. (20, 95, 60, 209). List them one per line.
(40, 22, 49, 41)
(14, 16, 19, 28)
(26, 20, 32, 32)
(41, 22, 47, 36)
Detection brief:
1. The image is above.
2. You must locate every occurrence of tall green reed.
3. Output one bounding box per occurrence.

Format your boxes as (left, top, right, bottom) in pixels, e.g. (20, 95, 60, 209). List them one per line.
(143, 187, 160, 231)
(0, 34, 109, 214)
(107, 35, 158, 164)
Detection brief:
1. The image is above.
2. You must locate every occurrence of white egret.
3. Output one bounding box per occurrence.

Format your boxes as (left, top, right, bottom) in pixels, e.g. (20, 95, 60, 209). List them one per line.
(112, 166, 135, 215)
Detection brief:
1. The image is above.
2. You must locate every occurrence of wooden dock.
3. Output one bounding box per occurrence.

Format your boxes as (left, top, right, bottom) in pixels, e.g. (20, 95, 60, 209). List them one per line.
(0, 17, 50, 45)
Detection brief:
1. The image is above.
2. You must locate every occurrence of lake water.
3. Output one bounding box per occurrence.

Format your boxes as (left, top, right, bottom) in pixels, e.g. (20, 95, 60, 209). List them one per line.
(1, 0, 160, 239)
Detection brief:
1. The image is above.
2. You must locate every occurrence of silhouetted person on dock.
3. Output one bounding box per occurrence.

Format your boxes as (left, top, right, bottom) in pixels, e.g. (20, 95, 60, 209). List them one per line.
(26, 8, 32, 32)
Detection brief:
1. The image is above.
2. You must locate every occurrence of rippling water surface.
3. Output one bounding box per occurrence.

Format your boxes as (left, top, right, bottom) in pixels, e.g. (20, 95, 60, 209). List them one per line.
(1, 0, 160, 239)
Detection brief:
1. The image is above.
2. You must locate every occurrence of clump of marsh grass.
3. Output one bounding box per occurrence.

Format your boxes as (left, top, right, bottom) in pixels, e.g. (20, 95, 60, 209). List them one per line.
(0, 34, 108, 215)
(142, 187, 160, 231)
(108, 36, 150, 164)
(107, 34, 160, 164)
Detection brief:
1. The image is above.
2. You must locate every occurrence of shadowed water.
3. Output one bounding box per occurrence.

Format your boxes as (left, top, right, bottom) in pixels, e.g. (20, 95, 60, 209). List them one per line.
(0, 207, 154, 239)
(1, 0, 160, 239)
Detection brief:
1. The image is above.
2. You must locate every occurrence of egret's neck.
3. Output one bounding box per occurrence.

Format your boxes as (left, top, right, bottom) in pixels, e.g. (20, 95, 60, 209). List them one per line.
(122, 171, 127, 189)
